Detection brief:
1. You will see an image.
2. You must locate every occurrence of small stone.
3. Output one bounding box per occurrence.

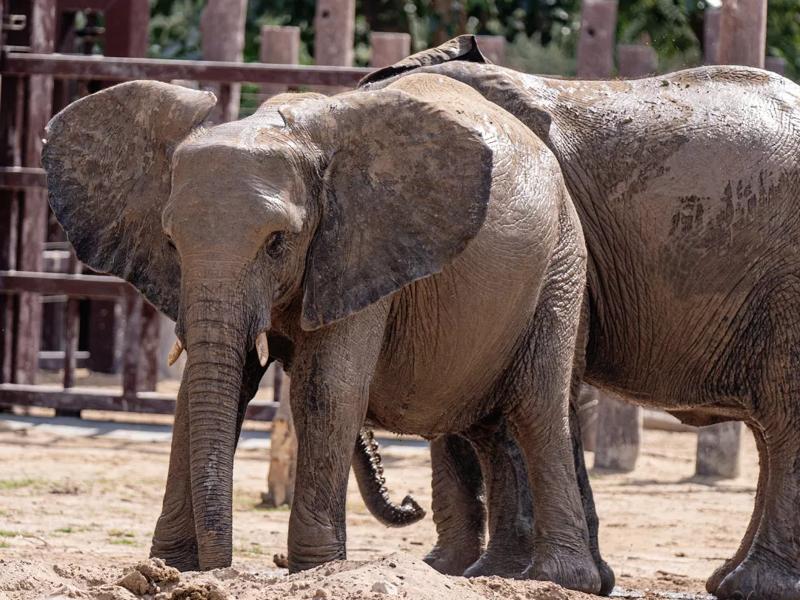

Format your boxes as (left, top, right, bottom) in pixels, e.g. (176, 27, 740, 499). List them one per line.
(116, 570, 150, 596)
(370, 581, 397, 595)
(273, 553, 289, 569)
(313, 589, 328, 599)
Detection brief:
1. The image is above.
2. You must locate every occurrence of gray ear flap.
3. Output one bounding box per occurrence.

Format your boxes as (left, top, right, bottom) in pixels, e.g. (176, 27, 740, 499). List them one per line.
(42, 81, 216, 320)
(359, 35, 490, 87)
(296, 80, 494, 330)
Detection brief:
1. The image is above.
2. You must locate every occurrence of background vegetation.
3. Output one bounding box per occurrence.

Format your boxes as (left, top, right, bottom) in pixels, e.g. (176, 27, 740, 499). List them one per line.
(147, 0, 800, 79)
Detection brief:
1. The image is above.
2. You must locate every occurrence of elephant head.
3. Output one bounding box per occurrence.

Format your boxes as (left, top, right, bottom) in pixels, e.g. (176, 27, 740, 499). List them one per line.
(43, 75, 493, 569)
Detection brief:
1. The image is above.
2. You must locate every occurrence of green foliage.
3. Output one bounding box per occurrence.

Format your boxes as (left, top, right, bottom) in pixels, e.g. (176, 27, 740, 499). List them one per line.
(147, 0, 799, 79)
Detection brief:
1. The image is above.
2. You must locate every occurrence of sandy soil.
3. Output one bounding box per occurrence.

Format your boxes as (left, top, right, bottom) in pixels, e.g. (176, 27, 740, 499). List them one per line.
(0, 413, 757, 599)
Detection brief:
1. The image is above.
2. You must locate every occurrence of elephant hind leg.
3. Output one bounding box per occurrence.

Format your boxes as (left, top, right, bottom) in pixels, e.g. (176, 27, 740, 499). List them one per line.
(704, 422, 767, 594)
(714, 296, 800, 600)
(423, 434, 486, 575)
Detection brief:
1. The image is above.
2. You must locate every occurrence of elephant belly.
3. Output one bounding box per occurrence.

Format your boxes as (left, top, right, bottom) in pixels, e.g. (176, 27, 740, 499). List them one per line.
(367, 229, 555, 436)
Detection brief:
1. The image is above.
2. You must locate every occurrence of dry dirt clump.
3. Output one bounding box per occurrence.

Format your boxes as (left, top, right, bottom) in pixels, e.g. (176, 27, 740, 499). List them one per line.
(0, 553, 600, 600)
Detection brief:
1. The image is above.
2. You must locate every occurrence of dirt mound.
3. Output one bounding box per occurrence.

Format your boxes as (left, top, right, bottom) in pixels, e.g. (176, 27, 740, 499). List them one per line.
(0, 554, 597, 600)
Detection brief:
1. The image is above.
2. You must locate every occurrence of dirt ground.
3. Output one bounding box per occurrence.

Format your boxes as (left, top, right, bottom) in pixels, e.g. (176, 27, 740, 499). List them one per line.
(0, 410, 757, 599)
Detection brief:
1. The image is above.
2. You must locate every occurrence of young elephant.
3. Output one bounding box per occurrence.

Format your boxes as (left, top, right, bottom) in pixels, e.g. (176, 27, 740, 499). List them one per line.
(43, 74, 600, 592)
(363, 36, 800, 600)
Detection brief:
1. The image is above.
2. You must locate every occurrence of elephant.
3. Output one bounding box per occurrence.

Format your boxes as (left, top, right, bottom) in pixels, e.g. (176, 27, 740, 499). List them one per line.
(361, 35, 800, 600)
(42, 73, 602, 592)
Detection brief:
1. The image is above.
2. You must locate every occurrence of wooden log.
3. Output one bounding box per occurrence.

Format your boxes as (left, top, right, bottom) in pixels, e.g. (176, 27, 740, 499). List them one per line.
(314, 0, 355, 67)
(262, 369, 297, 507)
(719, 0, 767, 68)
(475, 35, 506, 66)
(17, 0, 56, 384)
(703, 8, 722, 65)
(696, 422, 741, 478)
(593, 390, 641, 472)
(617, 44, 657, 77)
(576, 0, 618, 78)
(138, 302, 159, 392)
(259, 25, 300, 98)
(369, 32, 410, 68)
(200, 0, 248, 122)
(121, 292, 142, 400)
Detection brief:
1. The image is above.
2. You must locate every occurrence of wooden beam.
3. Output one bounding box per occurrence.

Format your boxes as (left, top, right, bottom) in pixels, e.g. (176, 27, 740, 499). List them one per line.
(315, 0, 355, 67)
(259, 25, 300, 98)
(2, 52, 371, 86)
(576, 0, 618, 78)
(369, 32, 410, 68)
(0, 383, 279, 420)
(719, 0, 767, 68)
(0, 270, 130, 298)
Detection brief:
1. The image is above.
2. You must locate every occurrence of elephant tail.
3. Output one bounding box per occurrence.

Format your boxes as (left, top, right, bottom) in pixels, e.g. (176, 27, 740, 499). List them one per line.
(352, 428, 426, 527)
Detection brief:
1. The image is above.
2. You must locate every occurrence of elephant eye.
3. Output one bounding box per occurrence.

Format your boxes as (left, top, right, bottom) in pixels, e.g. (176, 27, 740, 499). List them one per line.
(265, 231, 286, 258)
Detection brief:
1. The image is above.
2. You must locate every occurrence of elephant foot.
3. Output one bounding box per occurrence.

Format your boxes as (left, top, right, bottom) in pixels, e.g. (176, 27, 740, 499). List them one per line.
(149, 538, 199, 572)
(705, 556, 739, 595)
(424, 543, 482, 576)
(463, 550, 530, 579)
(714, 554, 800, 600)
(596, 558, 616, 597)
(523, 547, 601, 595)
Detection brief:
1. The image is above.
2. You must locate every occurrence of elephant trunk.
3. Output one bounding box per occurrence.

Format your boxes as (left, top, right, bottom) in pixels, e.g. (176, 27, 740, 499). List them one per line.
(352, 428, 426, 527)
(183, 289, 249, 570)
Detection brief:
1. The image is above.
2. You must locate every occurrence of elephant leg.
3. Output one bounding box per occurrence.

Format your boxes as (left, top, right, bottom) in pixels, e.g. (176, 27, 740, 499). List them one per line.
(503, 287, 600, 592)
(462, 416, 535, 579)
(714, 312, 800, 600)
(287, 309, 386, 572)
(150, 349, 268, 570)
(423, 434, 486, 575)
(705, 422, 767, 594)
(570, 399, 616, 595)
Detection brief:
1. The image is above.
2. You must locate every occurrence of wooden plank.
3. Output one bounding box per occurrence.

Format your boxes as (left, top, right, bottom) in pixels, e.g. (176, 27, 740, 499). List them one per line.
(0, 382, 279, 420)
(0, 166, 45, 189)
(2, 53, 372, 86)
(0, 271, 130, 298)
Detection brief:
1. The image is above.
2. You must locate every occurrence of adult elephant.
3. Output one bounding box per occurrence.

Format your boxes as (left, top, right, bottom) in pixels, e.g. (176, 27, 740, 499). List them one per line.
(362, 36, 800, 600)
(43, 74, 601, 592)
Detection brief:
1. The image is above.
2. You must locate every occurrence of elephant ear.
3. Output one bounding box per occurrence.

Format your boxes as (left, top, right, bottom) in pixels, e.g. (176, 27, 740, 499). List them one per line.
(42, 81, 216, 320)
(359, 35, 489, 87)
(282, 75, 494, 330)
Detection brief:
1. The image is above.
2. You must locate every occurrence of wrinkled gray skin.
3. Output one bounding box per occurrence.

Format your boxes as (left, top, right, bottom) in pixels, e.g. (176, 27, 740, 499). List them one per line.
(43, 74, 601, 593)
(363, 36, 800, 600)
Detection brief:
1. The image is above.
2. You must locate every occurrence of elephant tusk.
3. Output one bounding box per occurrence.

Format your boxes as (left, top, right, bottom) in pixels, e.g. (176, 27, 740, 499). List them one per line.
(256, 331, 270, 367)
(167, 339, 184, 367)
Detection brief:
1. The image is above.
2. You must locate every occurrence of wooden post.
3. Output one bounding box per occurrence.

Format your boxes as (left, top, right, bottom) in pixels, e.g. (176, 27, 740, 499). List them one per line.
(576, 0, 618, 78)
(369, 32, 410, 68)
(719, 0, 766, 68)
(259, 25, 300, 98)
(121, 291, 142, 400)
(104, 0, 149, 58)
(314, 0, 355, 66)
(262, 369, 297, 507)
(617, 44, 657, 77)
(138, 302, 159, 392)
(475, 35, 506, 66)
(201, 0, 247, 122)
(696, 422, 741, 478)
(704, 8, 722, 65)
(17, 0, 57, 384)
(594, 391, 641, 472)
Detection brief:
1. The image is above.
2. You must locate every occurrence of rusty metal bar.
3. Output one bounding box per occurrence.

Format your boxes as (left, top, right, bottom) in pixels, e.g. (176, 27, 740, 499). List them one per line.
(2, 52, 372, 86)
(0, 383, 279, 419)
(0, 166, 46, 188)
(0, 270, 130, 298)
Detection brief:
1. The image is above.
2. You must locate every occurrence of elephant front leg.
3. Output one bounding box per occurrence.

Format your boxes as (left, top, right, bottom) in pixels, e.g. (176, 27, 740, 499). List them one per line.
(287, 308, 387, 572)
